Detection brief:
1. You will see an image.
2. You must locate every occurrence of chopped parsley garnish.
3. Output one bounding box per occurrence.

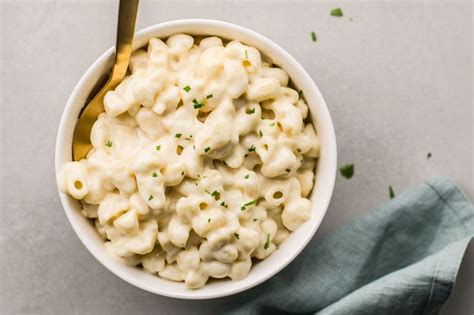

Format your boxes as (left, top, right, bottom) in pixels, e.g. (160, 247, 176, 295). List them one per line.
(211, 190, 220, 200)
(331, 8, 343, 17)
(183, 85, 191, 92)
(155, 145, 161, 151)
(244, 174, 250, 179)
(192, 99, 203, 109)
(152, 172, 158, 178)
(181, 171, 185, 176)
(248, 145, 256, 152)
(245, 50, 248, 59)
(259, 130, 263, 137)
(244, 153, 249, 158)
(286, 168, 291, 173)
(148, 195, 154, 201)
(298, 90, 304, 100)
(389, 186, 395, 199)
(339, 164, 354, 179)
(264, 233, 270, 250)
(193, 145, 196, 150)
(208, 218, 211, 223)
(241, 199, 257, 211)
(234, 233, 240, 240)
(269, 122, 275, 127)
(220, 201, 228, 208)
(246, 108, 256, 114)
(311, 32, 317, 42)
(184, 137, 191, 141)
(105, 140, 113, 147)
(427, 152, 432, 159)
(206, 94, 213, 99)
(204, 147, 211, 153)
(253, 218, 258, 222)
(297, 148, 302, 153)
(175, 133, 182, 138)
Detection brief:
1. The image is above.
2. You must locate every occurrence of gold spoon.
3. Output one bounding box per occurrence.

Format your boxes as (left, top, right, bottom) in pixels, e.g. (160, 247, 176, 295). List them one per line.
(72, 0, 139, 161)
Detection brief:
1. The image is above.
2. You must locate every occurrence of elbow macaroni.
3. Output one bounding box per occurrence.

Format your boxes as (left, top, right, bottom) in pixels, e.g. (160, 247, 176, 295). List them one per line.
(58, 34, 320, 289)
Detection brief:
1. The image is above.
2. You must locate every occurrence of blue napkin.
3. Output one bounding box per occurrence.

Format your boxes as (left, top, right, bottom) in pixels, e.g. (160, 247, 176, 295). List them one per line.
(227, 178, 474, 314)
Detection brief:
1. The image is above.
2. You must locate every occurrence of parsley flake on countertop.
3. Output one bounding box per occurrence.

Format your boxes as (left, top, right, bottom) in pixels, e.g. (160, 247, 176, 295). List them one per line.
(331, 8, 343, 17)
(389, 185, 395, 199)
(206, 94, 213, 99)
(248, 145, 256, 152)
(155, 145, 161, 151)
(220, 201, 228, 208)
(264, 233, 270, 250)
(148, 195, 154, 201)
(152, 172, 158, 178)
(339, 163, 354, 179)
(427, 152, 432, 159)
(183, 85, 191, 92)
(175, 133, 182, 138)
(105, 140, 113, 147)
(244, 174, 250, 179)
(311, 31, 317, 42)
(204, 147, 211, 153)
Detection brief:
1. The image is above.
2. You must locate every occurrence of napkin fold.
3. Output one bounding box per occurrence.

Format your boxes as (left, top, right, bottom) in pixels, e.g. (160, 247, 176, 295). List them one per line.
(227, 178, 474, 314)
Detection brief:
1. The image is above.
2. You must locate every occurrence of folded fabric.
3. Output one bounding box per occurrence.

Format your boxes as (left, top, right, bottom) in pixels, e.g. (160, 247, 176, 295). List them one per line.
(226, 178, 474, 315)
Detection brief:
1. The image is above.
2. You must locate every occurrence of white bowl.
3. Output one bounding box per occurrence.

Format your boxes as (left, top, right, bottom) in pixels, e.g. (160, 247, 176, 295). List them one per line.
(55, 19, 337, 299)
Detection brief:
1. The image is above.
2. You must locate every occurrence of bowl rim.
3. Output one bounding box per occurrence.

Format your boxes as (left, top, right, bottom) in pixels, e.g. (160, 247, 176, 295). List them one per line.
(55, 18, 337, 299)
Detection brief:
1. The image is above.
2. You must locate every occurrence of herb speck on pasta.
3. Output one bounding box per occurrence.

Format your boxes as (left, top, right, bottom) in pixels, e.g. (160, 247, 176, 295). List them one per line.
(264, 234, 270, 250)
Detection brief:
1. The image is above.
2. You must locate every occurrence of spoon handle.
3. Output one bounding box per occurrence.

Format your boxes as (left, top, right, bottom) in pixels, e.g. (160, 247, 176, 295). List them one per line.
(111, 0, 139, 84)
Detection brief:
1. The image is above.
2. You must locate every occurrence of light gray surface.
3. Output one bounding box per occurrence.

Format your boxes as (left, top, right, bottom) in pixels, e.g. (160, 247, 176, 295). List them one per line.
(1, 1, 473, 314)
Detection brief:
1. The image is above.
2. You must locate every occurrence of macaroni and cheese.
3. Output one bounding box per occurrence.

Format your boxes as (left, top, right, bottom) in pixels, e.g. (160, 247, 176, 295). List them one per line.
(58, 34, 320, 289)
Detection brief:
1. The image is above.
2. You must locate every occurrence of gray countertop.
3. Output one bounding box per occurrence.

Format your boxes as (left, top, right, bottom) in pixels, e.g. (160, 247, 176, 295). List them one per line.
(1, 1, 472, 314)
